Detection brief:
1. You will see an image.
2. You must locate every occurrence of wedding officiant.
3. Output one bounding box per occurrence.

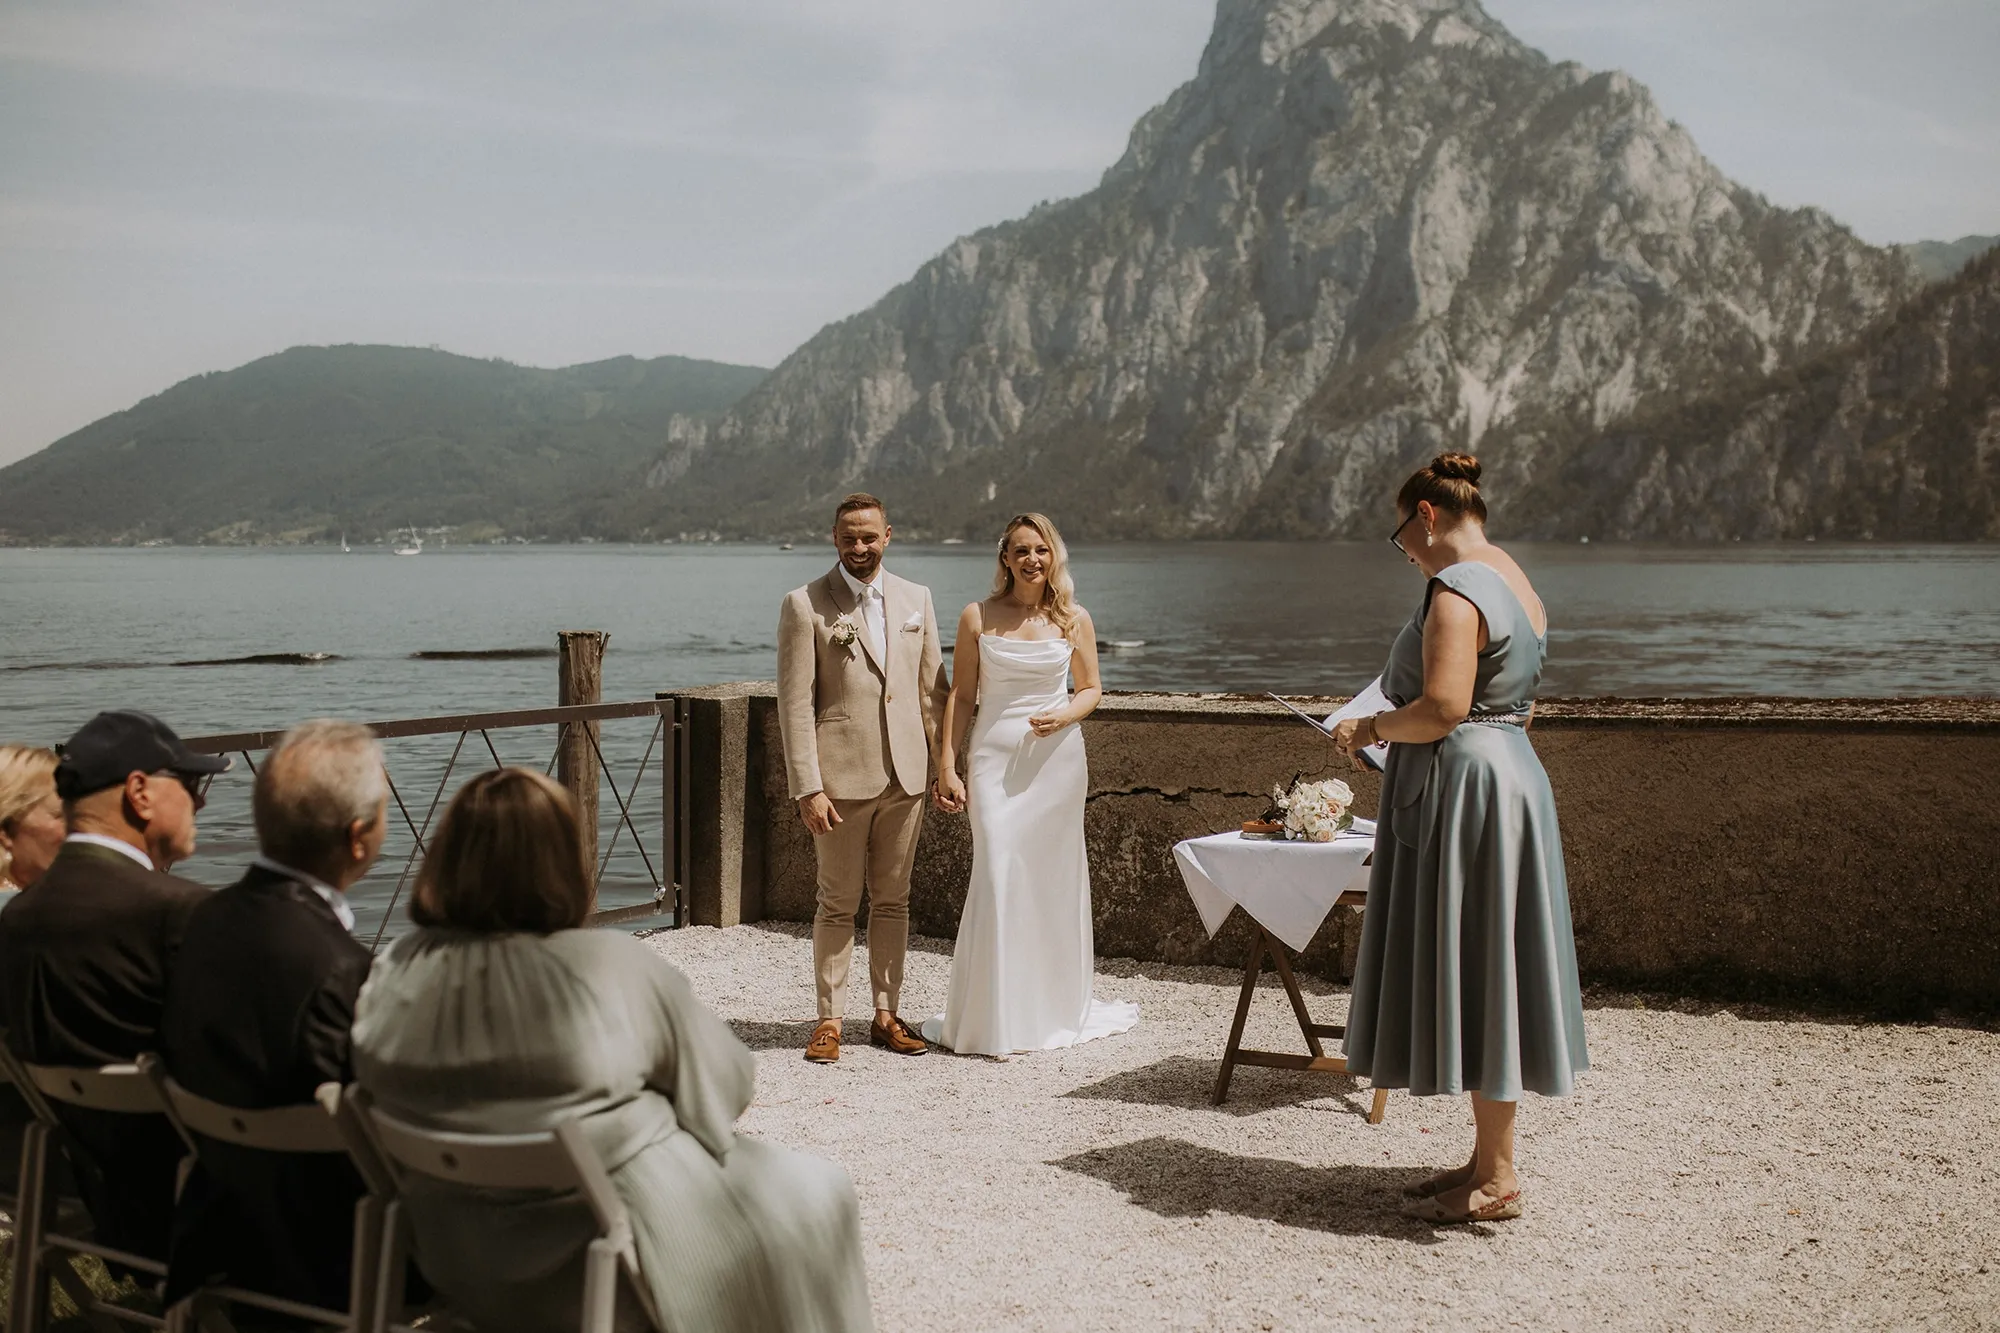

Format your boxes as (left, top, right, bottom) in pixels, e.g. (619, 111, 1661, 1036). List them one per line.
(1330, 452, 1589, 1226)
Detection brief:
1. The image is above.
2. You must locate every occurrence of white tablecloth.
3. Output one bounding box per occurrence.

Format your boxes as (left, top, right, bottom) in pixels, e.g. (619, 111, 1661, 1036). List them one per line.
(1173, 819, 1376, 954)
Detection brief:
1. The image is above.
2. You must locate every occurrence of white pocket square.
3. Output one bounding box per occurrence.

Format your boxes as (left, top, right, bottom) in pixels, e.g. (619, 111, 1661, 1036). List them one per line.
(901, 612, 925, 630)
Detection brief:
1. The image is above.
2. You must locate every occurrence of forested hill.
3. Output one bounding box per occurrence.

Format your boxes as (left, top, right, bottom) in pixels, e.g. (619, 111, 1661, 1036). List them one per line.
(0, 345, 766, 545)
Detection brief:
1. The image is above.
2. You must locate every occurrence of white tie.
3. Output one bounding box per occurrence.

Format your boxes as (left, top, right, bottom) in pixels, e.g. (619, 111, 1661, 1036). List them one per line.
(861, 583, 887, 662)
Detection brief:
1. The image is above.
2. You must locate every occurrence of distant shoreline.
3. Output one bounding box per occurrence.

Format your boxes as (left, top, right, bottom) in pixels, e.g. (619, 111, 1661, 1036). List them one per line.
(5, 537, 1999, 551)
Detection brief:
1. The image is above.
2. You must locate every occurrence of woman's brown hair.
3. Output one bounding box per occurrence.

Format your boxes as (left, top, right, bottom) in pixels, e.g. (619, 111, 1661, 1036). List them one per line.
(410, 768, 593, 934)
(1395, 452, 1487, 524)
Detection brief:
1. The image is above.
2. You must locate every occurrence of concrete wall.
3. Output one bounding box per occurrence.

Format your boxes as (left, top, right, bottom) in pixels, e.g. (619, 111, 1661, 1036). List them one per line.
(665, 686, 2000, 1017)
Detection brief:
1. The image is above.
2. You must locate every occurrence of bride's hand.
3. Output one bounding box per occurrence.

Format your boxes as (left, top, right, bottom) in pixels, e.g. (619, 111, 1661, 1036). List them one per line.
(1028, 711, 1068, 738)
(933, 771, 968, 813)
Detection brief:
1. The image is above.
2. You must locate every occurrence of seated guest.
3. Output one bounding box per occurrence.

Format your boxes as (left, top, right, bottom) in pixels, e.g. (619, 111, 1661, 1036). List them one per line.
(0, 710, 227, 1259)
(0, 744, 64, 901)
(353, 768, 876, 1333)
(160, 720, 387, 1311)
(0, 744, 64, 1192)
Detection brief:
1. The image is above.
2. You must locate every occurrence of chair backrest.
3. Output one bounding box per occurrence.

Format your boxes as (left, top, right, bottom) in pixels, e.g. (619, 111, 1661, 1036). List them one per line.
(23, 1060, 165, 1115)
(364, 1105, 581, 1192)
(351, 1093, 656, 1332)
(136, 1056, 346, 1154)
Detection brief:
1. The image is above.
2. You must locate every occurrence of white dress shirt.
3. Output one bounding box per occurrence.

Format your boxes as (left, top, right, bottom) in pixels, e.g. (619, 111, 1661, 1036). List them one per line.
(838, 563, 888, 663)
(252, 854, 358, 933)
(63, 832, 155, 871)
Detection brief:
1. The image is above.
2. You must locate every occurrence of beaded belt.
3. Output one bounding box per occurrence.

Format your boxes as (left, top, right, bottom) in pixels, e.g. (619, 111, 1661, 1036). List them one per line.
(1465, 712, 1531, 728)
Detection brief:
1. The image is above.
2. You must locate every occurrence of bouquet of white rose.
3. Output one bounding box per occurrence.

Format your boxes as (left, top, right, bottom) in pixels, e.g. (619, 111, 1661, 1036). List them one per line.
(1270, 776, 1356, 843)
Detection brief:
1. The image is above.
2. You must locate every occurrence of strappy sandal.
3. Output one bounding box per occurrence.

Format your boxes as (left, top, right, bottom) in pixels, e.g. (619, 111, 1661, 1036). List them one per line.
(1400, 1166, 1473, 1200)
(1401, 1188, 1523, 1224)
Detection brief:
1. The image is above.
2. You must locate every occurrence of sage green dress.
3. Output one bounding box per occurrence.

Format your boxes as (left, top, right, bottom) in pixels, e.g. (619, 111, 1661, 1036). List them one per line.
(1343, 561, 1589, 1101)
(352, 928, 875, 1333)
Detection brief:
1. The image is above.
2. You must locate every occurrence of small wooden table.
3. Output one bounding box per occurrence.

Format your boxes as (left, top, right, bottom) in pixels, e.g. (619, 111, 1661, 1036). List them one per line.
(1213, 895, 1388, 1123)
(1173, 829, 1390, 1124)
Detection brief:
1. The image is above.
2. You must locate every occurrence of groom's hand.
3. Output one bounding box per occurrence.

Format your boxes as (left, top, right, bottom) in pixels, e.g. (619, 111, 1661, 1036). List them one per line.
(798, 792, 841, 836)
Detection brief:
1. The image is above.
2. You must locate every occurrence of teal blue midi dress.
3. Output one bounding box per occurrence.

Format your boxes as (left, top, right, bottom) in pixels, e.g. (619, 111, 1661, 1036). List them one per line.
(1343, 561, 1589, 1100)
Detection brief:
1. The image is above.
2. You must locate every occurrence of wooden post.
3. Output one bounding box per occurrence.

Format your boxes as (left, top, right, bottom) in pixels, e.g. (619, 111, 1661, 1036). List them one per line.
(558, 631, 608, 874)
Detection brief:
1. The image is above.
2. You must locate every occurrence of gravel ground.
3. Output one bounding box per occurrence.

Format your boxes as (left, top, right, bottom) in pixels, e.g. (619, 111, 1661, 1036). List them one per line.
(645, 923, 2000, 1333)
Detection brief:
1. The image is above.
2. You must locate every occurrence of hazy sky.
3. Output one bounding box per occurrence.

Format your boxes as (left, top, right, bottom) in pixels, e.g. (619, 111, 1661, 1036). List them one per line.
(2, 0, 1995, 467)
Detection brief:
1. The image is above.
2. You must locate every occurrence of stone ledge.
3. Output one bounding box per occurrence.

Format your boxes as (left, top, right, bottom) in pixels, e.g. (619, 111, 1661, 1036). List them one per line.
(663, 682, 2000, 1015)
(664, 684, 2000, 729)
(1098, 691, 2000, 729)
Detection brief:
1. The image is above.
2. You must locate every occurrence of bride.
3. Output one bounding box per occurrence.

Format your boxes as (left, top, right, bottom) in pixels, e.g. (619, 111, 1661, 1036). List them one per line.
(922, 513, 1138, 1056)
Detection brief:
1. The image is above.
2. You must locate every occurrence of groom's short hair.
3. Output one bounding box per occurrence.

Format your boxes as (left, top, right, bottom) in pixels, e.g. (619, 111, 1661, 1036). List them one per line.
(834, 493, 886, 524)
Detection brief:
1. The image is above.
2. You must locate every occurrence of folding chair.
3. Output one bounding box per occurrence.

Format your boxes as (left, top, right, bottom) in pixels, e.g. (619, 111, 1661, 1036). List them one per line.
(341, 1087, 661, 1333)
(135, 1057, 383, 1333)
(0, 1053, 183, 1333)
(0, 1038, 119, 1333)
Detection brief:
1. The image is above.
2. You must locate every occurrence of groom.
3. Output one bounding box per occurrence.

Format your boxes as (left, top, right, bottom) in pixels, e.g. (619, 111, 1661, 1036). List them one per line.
(777, 493, 950, 1063)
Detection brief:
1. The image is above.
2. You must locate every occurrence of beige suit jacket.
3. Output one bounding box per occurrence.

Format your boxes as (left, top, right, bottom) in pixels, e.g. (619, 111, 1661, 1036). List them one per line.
(777, 567, 949, 802)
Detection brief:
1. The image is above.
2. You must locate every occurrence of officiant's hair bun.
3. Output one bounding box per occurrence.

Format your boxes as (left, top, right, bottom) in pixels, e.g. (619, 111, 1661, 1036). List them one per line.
(1432, 453, 1481, 484)
(1396, 452, 1488, 523)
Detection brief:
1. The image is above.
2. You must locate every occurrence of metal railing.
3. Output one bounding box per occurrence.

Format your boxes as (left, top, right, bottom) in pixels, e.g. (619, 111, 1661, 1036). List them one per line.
(184, 698, 693, 946)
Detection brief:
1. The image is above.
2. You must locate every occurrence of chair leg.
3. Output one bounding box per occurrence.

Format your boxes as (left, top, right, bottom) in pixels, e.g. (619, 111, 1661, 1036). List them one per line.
(369, 1201, 409, 1333)
(580, 1241, 618, 1333)
(9, 1122, 52, 1333)
(46, 1261, 100, 1321)
(347, 1197, 382, 1333)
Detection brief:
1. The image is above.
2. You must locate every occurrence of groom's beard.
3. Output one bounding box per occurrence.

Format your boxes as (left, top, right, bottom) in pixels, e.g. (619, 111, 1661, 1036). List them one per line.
(842, 551, 882, 581)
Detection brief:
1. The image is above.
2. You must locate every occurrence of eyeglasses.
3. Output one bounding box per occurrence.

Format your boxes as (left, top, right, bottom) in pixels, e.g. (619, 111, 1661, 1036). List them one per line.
(1387, 512, 1420, 557)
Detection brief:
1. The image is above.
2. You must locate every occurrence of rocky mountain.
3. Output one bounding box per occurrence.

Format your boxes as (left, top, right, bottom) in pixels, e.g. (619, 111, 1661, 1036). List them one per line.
(0, 346, 766, 544)
(631, 0, 1924, 541)
(1901, 235, 1999, 284)
(1509, 247, 1999, 540)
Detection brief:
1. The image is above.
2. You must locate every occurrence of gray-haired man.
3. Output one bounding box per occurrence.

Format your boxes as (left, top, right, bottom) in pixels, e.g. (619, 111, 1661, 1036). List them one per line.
(159, 719, 388, 1310)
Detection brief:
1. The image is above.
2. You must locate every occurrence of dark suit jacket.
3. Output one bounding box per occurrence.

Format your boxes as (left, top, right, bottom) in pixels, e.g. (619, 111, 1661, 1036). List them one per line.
(159, 864, 374, 1309)
(0, 840, 210, 1259)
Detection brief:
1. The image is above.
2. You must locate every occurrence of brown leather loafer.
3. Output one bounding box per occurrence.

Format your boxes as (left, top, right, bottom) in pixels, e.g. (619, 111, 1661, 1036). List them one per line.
(804, 1021, 841, 1063)
(869, 1015, 929, 1056)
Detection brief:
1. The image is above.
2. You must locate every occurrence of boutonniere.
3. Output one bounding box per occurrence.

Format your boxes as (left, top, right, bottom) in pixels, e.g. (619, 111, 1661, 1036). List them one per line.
(830, 614, 861, 653)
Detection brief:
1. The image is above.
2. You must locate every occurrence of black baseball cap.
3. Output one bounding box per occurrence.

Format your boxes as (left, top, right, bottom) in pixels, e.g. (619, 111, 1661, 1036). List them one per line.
(53, 710, 232, 802)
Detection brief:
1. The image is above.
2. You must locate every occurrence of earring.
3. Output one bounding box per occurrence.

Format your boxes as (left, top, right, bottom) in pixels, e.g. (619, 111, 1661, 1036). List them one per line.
(1425, 530, 1434, 547)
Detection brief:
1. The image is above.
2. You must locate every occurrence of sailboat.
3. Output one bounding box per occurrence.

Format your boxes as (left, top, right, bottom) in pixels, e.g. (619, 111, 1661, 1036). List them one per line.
(393, 525, 423, 556)
(340, 532, 350, 553)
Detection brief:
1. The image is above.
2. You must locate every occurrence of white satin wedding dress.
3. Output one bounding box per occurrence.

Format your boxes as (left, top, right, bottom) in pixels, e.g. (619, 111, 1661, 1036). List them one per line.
(921, 635, 1139, 1056)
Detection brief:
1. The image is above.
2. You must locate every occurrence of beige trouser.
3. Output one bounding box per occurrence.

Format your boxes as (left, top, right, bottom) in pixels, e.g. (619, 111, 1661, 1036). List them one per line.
(812, 785, 925, 1021)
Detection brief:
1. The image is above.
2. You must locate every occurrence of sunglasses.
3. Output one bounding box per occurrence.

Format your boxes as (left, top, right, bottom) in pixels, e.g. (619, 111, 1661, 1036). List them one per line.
(1387, 512, 1420, 557)
(153, 770, 215, 803)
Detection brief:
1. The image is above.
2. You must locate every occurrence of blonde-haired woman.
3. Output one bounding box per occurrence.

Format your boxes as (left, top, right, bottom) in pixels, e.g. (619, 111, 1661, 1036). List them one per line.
(924, 514, 1138, 1055)
(0, 745, 63, 900)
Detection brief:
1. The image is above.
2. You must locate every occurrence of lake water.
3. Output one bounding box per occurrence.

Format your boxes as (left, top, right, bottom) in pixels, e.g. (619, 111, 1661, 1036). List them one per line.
(5, 542, 1997, 938)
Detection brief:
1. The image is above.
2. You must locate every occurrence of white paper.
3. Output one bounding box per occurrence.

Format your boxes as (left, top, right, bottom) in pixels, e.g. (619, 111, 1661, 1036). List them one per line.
(1265, 681, 1392, 771)
(1325, 678, 1392, 771)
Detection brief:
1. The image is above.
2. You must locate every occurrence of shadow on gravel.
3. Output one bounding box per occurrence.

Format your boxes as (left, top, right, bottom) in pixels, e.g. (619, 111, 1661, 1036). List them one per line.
(1048, 1138, 1439, 1242)
(728, 1017, 938, 1051)
(730, 1018, 830, 1050)
(1063, 1055, 1376, 1119)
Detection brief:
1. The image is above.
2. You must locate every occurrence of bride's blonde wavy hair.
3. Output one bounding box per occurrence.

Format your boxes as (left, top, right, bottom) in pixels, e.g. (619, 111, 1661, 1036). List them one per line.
(991, 513, 1080, 636)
